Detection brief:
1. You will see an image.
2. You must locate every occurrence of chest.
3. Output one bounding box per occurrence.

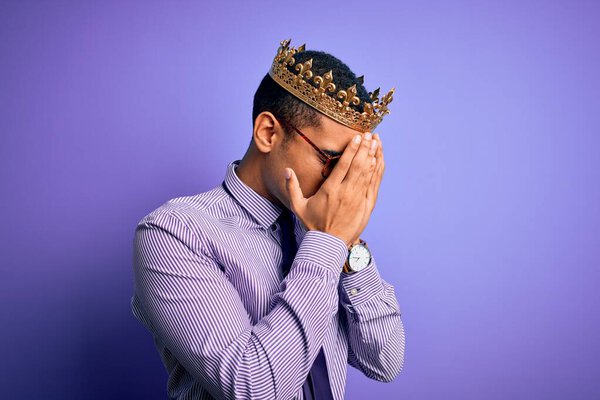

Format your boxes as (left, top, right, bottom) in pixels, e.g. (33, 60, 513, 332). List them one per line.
(209, 224, 304, 324)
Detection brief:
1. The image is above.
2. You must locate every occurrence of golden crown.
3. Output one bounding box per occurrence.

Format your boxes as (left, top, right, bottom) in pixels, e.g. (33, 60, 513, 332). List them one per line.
(268, 38, 395, 133)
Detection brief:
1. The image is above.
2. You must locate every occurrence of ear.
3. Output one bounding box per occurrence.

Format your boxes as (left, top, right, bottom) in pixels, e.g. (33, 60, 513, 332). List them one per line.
(253, 112, 285, 154)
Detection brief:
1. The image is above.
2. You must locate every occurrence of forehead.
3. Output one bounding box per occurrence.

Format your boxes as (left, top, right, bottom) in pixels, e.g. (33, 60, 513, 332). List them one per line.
(315, 115, 362, 146)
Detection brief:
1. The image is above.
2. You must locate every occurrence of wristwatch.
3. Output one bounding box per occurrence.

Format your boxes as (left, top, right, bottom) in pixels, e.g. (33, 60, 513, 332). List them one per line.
(343, 239, 372, 274)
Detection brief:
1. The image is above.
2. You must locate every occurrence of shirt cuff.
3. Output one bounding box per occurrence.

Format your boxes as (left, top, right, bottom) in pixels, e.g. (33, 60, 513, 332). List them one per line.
(339, 256, 385, 306)
(295, 230, 348, 275)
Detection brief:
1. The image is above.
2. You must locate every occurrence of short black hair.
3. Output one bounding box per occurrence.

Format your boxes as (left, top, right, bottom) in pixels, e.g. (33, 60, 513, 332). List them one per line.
(252, 50, 371, 142)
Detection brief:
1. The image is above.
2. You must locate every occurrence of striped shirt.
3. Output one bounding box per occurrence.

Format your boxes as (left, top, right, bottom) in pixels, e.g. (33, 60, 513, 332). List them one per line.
(131, 159, 405, 399)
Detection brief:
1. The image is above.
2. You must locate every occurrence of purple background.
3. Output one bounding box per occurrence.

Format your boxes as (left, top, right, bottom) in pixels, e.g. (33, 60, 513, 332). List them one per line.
(1, 1, 599, 399)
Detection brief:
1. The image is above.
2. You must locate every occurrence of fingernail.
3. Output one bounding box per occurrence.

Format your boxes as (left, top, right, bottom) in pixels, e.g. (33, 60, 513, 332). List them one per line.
(365, 132, 372, 140)
(370, 140, 377, 151)
(285, 169, 291, 179)
(353, 135, 361, 144)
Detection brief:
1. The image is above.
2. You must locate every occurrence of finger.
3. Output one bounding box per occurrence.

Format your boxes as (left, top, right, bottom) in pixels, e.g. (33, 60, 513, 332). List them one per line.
(367, 137, 383, 202)
(343, 131, 374, 187)
(366, 158, 377, 205)
(364, 134, 380, 188)
(373, 133, 382, 174)
(322, 133, 362, 188)
(284, 168, 307, 214)
(362, 134, 380, 191)
(368, 136, 382, 186)
(368, 134, 380, 176)
(373, 143, 385, 196)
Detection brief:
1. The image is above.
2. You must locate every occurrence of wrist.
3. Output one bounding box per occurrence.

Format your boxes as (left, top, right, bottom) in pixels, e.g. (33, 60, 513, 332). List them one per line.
(347, 237, 362, 249)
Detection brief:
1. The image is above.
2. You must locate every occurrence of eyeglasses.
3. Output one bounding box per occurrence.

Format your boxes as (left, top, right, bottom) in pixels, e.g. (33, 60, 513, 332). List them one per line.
(281, 119, 342, 179)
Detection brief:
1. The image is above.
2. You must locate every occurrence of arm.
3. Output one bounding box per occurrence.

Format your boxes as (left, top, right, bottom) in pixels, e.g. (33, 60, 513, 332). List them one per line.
(132, 211, 347, 400)
(338, 254, 405, 382)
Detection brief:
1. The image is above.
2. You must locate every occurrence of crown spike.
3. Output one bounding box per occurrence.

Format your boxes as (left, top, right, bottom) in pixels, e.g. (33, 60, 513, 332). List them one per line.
(357, 75, 364, 85)
(337, 84, 361, 109)
(277, 39, 292, 57)
(297, 43, 306, 53)
(369, 87, 380, 103)
(283, 49, 296, 67)
(313, 69, 336, 96)
(376, 88, 395, 115)
(294, 58, 314, 81)
(363, 102, 375, 116)
(381, 87, 394, 105)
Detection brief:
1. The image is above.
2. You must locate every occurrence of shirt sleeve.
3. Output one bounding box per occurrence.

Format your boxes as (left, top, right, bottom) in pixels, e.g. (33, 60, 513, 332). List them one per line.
(132, 211, 348, 400)
(338, 255, 406, 382)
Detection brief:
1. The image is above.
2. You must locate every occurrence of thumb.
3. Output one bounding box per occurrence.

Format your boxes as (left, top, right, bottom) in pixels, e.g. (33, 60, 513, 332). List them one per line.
(284, 168, 306, 214)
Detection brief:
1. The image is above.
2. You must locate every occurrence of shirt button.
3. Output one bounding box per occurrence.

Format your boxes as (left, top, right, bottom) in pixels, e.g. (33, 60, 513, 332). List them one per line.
(350, 288, 359, 296)
(270, 224, 277, 231)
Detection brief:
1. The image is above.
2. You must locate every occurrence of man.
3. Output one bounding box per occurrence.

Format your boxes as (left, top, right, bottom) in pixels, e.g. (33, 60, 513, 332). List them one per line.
(131, 39, 405, 400)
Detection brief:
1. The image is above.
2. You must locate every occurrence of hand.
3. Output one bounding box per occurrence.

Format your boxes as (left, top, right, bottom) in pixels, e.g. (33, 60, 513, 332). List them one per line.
(352, 133, 385, 245)
(284, 131, 381, 247)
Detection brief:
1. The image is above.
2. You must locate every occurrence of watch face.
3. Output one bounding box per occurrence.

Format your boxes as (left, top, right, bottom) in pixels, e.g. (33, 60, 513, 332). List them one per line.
(349, 244, 371, 271)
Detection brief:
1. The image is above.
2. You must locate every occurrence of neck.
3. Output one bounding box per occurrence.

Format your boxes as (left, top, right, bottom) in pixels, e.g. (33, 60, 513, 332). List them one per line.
(235, 148, 284, 209)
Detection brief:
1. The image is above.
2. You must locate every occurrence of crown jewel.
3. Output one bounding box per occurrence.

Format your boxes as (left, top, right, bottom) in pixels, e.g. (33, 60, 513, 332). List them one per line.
(268, 39, 395, 133)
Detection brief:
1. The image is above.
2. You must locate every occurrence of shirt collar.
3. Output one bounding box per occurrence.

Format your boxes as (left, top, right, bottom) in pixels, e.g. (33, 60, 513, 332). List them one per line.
(222, 159, 285, 229)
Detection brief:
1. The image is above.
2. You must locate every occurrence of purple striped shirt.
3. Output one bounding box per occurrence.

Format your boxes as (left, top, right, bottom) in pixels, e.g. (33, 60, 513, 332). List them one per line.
(131, 159, 405, 399)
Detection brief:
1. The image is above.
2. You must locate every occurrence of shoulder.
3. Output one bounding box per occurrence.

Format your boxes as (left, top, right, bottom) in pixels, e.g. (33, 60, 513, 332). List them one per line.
(135, 184, 240, 250)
